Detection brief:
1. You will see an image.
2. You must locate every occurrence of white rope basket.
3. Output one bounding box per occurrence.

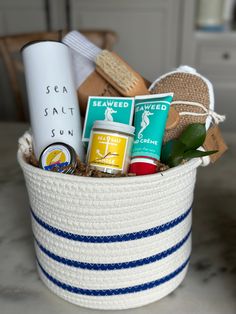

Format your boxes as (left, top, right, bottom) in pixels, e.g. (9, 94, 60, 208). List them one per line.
(17, 133, 203, 310)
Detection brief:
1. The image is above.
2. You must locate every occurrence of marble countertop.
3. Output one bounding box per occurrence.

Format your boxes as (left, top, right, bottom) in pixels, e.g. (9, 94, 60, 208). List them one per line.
(0, 122, 235, 314)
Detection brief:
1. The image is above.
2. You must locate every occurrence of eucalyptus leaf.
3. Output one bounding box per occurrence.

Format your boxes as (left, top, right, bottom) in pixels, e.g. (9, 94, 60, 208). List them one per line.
(161, 139, 186, 164)
(183, 149, 218, 159)
(161, 123, 216, 168)
(179, 123, 206, 150)
(168, 153, 184, 168)
(160, 140, 173, 164)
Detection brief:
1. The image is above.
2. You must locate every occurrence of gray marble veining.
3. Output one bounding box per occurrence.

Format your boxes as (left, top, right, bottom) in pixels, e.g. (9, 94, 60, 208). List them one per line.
(0, 123, 235, 314)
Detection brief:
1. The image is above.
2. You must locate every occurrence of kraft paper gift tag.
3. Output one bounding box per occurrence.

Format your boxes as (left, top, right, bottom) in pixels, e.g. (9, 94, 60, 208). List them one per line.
(203, 125, 228, 162)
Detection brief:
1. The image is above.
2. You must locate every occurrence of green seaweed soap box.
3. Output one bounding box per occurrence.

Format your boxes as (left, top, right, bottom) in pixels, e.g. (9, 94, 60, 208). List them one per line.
(82, 96, 134, 142)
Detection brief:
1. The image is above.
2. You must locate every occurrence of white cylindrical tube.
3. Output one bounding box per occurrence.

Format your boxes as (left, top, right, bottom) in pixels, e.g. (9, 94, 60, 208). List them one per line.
(22, 41, 84, 161)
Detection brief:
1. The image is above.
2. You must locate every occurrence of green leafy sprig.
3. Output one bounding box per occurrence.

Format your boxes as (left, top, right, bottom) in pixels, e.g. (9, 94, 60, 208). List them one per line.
(161, 123, 217, 167)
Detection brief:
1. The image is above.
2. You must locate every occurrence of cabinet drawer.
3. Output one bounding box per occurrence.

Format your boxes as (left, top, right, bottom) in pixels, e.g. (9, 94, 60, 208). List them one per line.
(196, 40, 236, 78)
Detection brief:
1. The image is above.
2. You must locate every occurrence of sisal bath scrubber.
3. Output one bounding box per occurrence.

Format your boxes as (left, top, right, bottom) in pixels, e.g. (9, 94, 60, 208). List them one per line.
(149, 66, 225, 142)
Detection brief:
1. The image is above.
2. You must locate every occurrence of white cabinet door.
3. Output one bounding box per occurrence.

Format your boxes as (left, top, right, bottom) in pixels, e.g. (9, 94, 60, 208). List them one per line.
(0, 0, 66, 35)
(0, 0, 67, 120)
(180, 1, 236, 131)
(0, 0, 48, 35)
(194, 33, 236, 131)
(214, 82, 236, 131)
(69, 0, 182, 81)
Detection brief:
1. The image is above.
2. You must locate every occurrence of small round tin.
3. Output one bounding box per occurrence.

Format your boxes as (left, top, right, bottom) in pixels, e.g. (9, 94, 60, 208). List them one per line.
(87, 121, 135, 175)
(39, 143, 77, 174)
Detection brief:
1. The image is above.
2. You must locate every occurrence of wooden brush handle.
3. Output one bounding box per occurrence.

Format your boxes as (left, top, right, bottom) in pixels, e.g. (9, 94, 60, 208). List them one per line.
(166, 107, 180, 130)
(78, 71, 121, 116)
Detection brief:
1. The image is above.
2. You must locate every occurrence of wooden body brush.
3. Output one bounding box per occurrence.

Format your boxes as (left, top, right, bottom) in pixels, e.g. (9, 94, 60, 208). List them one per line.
(64, 31, 148, 96)
(64, 31, 179, 129)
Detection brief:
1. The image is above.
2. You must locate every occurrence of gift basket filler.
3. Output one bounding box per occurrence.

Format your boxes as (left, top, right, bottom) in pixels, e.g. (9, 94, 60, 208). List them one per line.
(17, 31, 227, 310)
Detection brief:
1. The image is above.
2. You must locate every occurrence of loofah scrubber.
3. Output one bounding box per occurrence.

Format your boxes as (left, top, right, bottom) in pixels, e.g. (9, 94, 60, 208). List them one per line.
(149, 66, 225, 142)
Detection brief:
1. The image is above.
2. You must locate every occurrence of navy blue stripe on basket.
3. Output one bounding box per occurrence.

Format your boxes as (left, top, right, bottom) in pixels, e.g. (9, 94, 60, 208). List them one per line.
(31, 206, 192, 243)
(35, 229, 191, 271)
(37, 255, 190, 296)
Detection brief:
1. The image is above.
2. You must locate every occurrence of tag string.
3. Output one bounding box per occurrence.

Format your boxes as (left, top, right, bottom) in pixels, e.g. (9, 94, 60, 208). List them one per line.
(171, 101, 226, 125)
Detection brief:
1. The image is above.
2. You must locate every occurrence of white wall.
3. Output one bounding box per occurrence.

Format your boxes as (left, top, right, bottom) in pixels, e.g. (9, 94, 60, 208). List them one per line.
(69, 0, 183, 81)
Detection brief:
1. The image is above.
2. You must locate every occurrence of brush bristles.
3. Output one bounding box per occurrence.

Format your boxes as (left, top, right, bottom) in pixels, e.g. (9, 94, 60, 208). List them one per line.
(96, 50, 139, 92)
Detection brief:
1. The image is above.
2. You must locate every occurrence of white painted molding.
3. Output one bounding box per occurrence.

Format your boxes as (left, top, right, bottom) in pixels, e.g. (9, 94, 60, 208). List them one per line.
(180, 0, 197, 66)
(49, 0, 67, 31)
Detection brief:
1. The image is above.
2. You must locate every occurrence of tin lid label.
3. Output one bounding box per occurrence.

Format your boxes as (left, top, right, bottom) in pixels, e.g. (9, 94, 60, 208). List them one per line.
(88, 131, 128, 171)
(40, 144, 72, 171)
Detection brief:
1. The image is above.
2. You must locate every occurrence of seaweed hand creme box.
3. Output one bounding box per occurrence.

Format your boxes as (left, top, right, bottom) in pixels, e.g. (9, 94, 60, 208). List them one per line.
(82, 96, 134, 142)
